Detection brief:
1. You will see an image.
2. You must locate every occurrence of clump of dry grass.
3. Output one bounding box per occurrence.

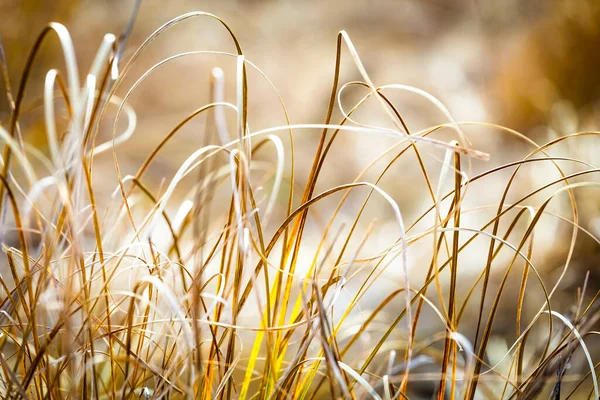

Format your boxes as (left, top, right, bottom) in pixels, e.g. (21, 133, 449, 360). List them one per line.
(0, 7, 599, 400)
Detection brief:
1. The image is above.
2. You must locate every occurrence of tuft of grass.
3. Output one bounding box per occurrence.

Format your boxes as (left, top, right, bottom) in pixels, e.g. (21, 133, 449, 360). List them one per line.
(0, 7, 599, 400)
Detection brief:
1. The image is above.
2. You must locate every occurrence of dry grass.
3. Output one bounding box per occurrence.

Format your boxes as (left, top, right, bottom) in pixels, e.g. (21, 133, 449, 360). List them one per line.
(0, 6, 599, 400)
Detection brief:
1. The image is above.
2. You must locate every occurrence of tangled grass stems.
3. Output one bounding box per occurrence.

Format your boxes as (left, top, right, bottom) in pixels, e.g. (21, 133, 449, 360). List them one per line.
(0, 9, 599, 400)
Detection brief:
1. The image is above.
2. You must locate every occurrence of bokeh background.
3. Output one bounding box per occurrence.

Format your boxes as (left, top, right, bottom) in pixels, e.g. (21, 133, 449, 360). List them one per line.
(4, 0, 600, 132)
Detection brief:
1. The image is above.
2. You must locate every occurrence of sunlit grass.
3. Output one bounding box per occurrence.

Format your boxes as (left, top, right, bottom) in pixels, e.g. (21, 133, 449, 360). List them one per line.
(0, 7, 599, 400)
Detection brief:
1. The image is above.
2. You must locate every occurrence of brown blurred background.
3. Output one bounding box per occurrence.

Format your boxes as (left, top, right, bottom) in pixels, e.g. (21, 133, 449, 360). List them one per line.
(3, 0, 600, 130)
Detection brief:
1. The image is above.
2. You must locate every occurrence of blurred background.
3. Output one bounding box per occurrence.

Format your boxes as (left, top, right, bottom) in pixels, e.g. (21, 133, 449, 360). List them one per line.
(1, 0, 600, 395)
(3, 0, 600, 132)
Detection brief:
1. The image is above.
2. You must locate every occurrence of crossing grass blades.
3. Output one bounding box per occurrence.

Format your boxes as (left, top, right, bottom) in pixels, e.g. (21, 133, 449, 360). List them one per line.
(0, 7, 599, 400)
